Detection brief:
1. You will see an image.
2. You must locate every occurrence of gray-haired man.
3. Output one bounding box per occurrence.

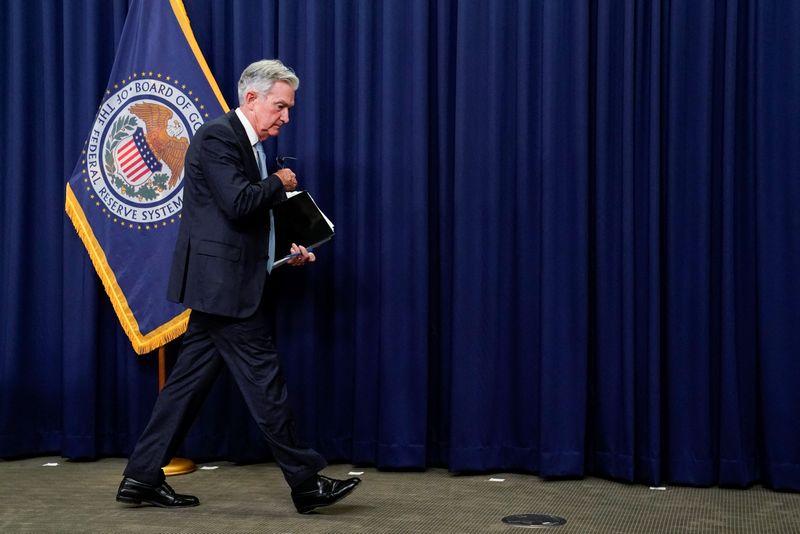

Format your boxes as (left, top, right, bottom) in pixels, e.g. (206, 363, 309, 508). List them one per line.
(116, 59, 360, 514)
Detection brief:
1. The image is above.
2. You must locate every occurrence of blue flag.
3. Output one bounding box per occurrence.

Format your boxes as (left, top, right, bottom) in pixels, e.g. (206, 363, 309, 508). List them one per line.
(65, 0, 228, 354)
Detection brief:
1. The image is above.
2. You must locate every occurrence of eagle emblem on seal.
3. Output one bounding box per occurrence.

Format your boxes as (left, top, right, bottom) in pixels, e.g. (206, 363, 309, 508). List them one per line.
(128, 102, 188, 188)
(104, 101, 190, 202)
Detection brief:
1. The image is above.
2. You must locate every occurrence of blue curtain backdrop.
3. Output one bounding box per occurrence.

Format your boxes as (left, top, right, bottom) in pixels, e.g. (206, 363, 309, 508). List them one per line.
(1, 0, 798, 491)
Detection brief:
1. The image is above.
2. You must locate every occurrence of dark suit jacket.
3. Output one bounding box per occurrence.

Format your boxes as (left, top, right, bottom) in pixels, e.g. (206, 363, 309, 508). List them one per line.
(167, 110, 286, 318)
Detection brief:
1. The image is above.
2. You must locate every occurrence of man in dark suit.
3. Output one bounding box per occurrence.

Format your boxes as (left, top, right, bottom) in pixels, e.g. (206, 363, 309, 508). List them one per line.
(116, 59, 360, 514)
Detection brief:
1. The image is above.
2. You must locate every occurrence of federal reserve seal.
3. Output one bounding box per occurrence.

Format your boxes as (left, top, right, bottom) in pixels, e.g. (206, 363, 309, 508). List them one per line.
(84, 75, 206, 225)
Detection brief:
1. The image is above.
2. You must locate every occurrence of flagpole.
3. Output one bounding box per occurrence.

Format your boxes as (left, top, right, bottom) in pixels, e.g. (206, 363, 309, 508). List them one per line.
(158, 345, 196, 476)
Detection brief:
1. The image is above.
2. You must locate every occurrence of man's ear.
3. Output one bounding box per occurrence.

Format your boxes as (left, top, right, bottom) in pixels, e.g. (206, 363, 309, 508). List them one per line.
(245, 90, 258, 107)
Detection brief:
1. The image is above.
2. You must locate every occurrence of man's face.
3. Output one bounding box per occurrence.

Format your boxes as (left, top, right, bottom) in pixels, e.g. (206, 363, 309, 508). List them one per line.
(247, 80, 295, 140)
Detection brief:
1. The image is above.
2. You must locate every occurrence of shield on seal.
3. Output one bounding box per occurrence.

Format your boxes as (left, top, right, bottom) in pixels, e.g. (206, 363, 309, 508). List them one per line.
(115, 126, 163, 186)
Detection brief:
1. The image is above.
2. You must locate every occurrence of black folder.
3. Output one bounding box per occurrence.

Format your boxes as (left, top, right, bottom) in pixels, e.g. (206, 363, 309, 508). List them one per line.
(272, 191, 334, 268)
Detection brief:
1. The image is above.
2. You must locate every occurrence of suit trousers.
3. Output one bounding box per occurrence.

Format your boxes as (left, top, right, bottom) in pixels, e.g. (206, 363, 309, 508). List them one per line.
(123, 281, 327, 489)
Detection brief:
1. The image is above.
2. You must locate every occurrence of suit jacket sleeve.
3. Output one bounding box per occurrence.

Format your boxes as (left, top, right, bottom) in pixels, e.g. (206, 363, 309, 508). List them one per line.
(198, 122, 285, 221)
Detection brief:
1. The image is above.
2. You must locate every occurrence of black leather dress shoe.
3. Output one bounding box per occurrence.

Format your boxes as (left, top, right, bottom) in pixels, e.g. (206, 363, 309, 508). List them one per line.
(116, 477, 200, 507)
(291, 474, 361, 514)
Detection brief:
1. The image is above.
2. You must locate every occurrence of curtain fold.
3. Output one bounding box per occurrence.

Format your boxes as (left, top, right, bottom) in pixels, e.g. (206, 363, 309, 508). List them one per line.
(1, 0, 798, 491)
(753, 1, 800, 491)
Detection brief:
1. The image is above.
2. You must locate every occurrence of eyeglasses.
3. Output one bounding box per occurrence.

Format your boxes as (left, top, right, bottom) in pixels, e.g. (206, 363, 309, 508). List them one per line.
(276, 155, 297, 169)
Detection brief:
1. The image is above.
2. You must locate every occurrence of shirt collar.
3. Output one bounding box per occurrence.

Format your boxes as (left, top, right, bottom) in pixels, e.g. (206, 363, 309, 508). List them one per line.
(235, 107, 260, 147)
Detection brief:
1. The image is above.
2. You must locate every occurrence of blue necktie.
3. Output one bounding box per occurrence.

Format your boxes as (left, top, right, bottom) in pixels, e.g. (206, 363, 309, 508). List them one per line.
(255, 142, 276, 273)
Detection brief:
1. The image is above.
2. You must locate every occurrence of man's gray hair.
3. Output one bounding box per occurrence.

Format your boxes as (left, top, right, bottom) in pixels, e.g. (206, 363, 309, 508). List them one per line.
(237, 59, 299, 105)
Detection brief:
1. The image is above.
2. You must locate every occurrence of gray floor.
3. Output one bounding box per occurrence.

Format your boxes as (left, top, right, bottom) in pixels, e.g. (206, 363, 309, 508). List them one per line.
(0, 457, 798, 533)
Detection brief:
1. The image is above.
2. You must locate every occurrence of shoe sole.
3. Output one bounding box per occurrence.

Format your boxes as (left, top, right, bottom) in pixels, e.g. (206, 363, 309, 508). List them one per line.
(116, 495, 199, 508)
(296, 484, 359, 514)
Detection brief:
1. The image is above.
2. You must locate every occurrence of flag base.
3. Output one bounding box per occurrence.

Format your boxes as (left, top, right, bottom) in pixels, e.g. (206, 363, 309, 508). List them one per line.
(164, 457, 196, 476)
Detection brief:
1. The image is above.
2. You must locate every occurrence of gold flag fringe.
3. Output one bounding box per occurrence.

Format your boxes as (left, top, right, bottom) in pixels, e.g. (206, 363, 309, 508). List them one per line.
(65, 184, 190, 355)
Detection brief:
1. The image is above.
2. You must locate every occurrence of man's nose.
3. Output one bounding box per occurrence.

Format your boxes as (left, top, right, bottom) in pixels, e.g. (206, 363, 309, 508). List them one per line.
(281, 108, 290, 123)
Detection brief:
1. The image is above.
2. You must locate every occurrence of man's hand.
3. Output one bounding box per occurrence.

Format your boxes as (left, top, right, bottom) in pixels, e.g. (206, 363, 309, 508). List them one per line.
(287, 243, 316, 267)
(273, 168, 297, 192)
